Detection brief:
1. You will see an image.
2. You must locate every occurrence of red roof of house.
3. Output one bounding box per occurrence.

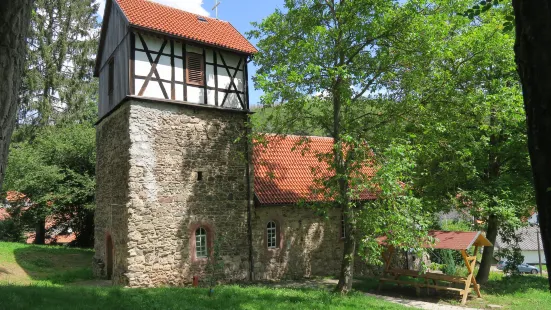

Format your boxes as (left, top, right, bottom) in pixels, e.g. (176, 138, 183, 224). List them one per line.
(0, 208, 9, 221)
(253, 135, 377, 205)
(378, 230, 492, 250)
(115, 0, 257, 54)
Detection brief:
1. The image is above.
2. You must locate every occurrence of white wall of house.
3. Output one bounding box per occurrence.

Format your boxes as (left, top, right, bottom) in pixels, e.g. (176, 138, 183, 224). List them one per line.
(522, 250, 546, 264)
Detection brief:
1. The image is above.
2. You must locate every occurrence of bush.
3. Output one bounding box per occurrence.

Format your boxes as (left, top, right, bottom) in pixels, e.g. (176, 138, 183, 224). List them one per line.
(0, 218, 25, 242)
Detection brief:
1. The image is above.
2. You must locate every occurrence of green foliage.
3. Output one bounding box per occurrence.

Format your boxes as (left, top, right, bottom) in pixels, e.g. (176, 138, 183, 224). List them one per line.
(0, 218, 25, 243)
(250, 0, 434, 289)
(204, 235, 225, 294)
(4, 124, 96, 246)
(440, 220, 473, 232)
(18, 0, 99, 129)
(441, 250, 457, 276)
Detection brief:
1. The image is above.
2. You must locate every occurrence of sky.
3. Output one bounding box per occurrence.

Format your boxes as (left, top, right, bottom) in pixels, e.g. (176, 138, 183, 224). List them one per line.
(96, 0, 285, 107)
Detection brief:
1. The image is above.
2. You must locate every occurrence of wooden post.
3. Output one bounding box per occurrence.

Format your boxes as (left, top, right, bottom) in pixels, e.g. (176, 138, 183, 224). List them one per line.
(460, 248, 482, 305)
(378, 246, 394, 292)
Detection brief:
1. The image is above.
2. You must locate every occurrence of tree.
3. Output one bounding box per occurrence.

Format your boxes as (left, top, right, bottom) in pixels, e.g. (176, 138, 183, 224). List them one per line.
(0, 0, 33, 192)
(18, 0, 99, 130)
(250, 0, 431, 292)
(512, 0, 551, 291)
(386, 2, 533, 283)
(4, 124, 96, 246)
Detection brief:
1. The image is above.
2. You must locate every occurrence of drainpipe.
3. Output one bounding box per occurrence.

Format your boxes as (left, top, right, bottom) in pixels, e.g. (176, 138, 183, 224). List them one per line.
(245, 113, 254, 282)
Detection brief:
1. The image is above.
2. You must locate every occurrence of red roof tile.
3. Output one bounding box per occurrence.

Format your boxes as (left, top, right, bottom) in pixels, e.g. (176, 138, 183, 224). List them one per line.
(0, 208, 9, 221)
(378, 230, 492, 250)
(253, 135, 377, 205)
(115, 0, 257, 54)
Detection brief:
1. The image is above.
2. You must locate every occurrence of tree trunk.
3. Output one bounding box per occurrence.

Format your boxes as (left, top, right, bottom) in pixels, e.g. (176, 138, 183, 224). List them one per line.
(476, 214, 498, 284)
(0, 0, 33, 191)
(512, 0, 551, 291)
(34, 218, 46, 245)
(336, 207, 356, 293)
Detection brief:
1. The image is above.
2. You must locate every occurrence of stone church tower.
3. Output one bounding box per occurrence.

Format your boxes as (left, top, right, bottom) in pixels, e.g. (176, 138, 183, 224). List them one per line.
(93, 0, 257, 286)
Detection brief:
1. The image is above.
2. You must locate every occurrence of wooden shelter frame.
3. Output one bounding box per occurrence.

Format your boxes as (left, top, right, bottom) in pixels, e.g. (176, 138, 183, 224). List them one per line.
(377, 231, 492, 305)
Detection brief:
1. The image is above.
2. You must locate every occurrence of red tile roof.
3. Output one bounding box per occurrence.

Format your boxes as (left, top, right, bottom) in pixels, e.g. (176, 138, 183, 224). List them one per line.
(253, 135, 377, 205)
(0, 208, 9, 221)
(378, 230, 492, 250)
(115, 0, 257, 54)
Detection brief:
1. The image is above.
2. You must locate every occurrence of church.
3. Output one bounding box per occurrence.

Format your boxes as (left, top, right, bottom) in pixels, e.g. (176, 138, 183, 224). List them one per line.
(93, 0, 376, 286)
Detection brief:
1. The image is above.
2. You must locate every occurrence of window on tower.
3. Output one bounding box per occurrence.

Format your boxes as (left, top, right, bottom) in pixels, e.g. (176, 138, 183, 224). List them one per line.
(195, 227, 208, 258)
(186, 52, 204, 86)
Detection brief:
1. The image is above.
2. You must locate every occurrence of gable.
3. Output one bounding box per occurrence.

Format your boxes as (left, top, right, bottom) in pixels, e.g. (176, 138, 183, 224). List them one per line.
(95, 0, 129, 77)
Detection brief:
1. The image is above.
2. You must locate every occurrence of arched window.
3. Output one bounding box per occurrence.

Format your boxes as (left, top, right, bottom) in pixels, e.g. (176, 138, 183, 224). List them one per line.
(267, 221, 278, 249)
(195, 227, 208, 258)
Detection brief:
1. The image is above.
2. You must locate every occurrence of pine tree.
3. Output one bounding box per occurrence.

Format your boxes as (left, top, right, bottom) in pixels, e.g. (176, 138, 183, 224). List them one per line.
(18, 0, 99, 130)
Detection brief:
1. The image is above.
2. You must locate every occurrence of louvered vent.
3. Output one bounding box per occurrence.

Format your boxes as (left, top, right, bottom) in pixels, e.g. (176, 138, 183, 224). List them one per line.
(187, 53, 204, 85)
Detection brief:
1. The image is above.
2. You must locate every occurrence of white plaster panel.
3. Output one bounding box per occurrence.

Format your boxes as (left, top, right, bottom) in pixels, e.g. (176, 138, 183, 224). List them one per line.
(219, 51, 241, 68)
(174, 58, 184, 82)
(187, 86, 204, 104)
(143, 34, 164, 53)
(135, 78, 145, 95)
(135, 36, 144, 49)
(186, 45, 203, 54)
(217, 70, 243, 91)
(217, 90, 226, 106)
(163, 82, 171, 98)
(174, 42, 183, 56)
(205, 49, 213, 63)
(206, 64, 215, 87)
(156, 55, 172, 81)
(207, 89, 216, 106)
(142, 80, 164, 98)
(175, 84, 184, 101)
(218, 70, 232, 90)
(224, 93, 242, 109)
(135, 51, 151, 76)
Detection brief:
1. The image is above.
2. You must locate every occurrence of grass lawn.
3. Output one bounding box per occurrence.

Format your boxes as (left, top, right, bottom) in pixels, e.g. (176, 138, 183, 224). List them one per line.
(0, 242, 406, 310)
(356, 271, 551, 310)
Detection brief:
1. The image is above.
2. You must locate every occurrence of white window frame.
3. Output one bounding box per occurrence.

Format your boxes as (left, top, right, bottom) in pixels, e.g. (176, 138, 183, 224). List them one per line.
(195, 227, 207, 258)
(267, 221, 277, 249)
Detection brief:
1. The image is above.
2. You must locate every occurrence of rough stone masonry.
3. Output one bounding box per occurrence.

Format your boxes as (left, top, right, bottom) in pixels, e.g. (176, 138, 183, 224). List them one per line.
(94, 99, 363, 286)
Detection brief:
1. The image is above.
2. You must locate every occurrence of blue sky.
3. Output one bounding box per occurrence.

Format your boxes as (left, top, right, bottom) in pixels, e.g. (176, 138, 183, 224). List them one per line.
(211, 0, 284, 107)
(97, 0, 285, 107)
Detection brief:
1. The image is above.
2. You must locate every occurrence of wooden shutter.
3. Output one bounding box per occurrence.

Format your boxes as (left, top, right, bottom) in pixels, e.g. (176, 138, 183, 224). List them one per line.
(186, 53, 204, 86)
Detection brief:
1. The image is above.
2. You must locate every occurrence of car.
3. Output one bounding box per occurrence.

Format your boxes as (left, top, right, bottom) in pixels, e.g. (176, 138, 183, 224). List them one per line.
(496, 260, 540, 274)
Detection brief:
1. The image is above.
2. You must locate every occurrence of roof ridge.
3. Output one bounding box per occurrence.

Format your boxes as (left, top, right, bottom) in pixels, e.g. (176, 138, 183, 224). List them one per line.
(259, 133, 333, 140)
(118, 0, 229, 23)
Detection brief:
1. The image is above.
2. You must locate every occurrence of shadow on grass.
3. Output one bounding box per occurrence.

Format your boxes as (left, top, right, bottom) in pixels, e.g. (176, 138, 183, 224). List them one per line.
(12, 244, 94, 284)
(482, 274, 550, 295)
(0, 284, 407, 310)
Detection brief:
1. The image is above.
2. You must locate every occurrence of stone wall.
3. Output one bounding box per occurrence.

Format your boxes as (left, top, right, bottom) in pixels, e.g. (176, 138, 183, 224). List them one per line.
(123, 100, 250, 287)
(252, 205, 344, 280)
(93, 103, 132, 284)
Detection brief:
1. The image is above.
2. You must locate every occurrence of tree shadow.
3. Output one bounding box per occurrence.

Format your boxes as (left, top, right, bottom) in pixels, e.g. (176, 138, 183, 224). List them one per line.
(12, 245, 94, 284)
(0, 284, 317, 310)
(482, 274, 550, 295)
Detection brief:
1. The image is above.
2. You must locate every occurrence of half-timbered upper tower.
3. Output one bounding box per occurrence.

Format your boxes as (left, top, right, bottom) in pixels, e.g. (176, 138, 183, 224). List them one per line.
(93, 0, 256, 286)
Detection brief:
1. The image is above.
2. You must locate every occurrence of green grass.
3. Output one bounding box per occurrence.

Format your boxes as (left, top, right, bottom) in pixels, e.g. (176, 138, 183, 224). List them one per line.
(0, 285, 409, 310)
(355, 271, 551, 310)
(0, 242, 407, 309)
(0, 241, 94, 284)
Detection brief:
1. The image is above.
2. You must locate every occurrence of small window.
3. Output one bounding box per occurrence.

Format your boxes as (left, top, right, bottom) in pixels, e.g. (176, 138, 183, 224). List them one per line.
(108, 58, 114, 99)
(195, 227, 207, 258)
(186, 52, 204, 86)
(267, 221, 278, 249)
